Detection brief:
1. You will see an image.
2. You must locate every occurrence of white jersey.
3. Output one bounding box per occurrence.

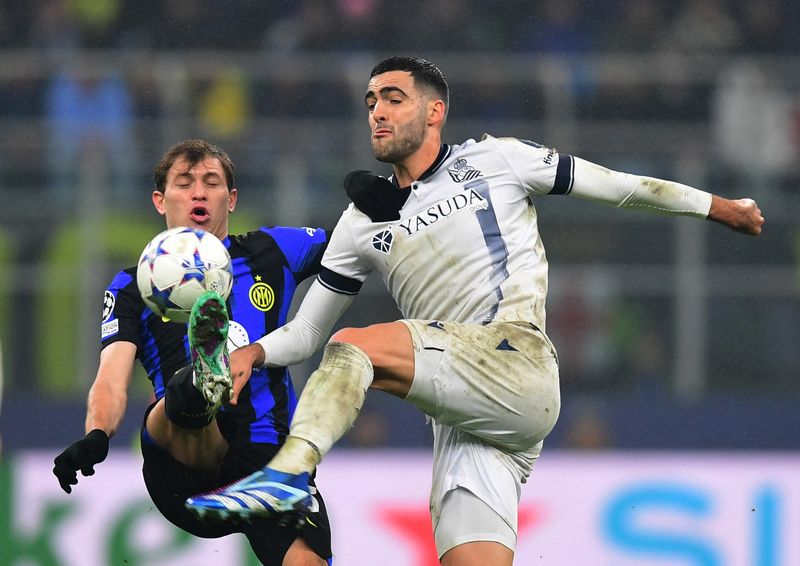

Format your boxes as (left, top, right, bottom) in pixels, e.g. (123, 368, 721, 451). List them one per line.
(320, 134, 712, 331)
(321, 135, 560, 329)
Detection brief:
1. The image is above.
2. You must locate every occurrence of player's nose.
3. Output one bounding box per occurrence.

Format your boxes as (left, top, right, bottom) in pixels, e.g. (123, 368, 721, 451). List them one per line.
(190, 181, 208, 199)
(372, 99, 388, 121)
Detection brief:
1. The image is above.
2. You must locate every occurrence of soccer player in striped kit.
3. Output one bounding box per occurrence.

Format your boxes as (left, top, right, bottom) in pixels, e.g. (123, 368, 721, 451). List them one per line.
(187, 58, 764, 565)
(53, 139, 334, 565)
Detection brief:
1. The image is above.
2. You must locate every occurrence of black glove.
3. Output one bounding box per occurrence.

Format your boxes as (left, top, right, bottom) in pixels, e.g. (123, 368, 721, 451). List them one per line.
(344, 170, 408, 222)
(53, 429, 109, 494)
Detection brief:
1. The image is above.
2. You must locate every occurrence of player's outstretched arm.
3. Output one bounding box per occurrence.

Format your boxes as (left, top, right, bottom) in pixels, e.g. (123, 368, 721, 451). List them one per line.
(229, 280, 354, 406)
(566, 157, 765, 236)
(707, 195, 764, 236)
(53, 341, 136, 493)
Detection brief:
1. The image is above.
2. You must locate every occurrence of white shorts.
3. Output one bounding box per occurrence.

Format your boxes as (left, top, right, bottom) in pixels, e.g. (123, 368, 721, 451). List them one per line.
(401, 319, 560, 555)
(435, 487, 516, 558)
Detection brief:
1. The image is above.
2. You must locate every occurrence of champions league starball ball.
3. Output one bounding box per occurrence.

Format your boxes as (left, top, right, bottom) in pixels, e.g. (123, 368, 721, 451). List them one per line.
(136, 227, 233, 323)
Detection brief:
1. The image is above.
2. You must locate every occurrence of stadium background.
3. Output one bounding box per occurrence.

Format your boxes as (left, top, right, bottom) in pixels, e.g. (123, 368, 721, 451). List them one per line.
(0, 1, 799, 564)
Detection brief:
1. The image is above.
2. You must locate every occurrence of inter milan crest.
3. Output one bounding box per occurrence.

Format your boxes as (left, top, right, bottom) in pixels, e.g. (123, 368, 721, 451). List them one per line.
(372, 229, 393, 255)
(249, 279, 275, 312)
(447, 158, 482, 183)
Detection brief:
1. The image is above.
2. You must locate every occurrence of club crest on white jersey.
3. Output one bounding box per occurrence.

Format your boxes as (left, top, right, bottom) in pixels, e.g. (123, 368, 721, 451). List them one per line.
(447, 158, 482, 182)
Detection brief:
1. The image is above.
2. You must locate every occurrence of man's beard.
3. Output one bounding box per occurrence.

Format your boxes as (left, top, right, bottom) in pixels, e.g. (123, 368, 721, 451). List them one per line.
(372, 118, 426, 164)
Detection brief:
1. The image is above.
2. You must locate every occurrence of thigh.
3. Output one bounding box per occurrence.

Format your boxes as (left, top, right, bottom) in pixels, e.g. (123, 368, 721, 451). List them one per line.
(403, 320, 561, 451)
(140, 421, 332, 563)
(436, 487, 515, 563)
(141, 424, 236, 538)
(332, 321, 415, 398)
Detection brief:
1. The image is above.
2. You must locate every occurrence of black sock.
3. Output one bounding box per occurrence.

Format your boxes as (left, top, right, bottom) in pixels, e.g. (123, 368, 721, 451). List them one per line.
(164, 365, 214, 429)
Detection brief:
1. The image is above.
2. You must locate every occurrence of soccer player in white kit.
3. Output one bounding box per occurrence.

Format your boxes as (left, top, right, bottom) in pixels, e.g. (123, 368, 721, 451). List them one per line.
(186, 57, 765, 565)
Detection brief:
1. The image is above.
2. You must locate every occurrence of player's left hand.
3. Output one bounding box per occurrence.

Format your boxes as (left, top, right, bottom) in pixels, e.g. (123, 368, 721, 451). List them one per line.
(708, 196, 764, 236)
(229, 343, 265, 405)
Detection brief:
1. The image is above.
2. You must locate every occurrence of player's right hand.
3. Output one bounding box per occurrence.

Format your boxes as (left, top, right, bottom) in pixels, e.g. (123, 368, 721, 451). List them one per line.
(229, 343, 265, 406)
(53, 429, 109, 494)
(708, 196, 764, 236)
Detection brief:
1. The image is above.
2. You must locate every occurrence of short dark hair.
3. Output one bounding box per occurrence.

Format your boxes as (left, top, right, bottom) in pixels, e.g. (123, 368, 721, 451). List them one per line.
(370, 56, 449, 109)
(153, 139, 235, 193)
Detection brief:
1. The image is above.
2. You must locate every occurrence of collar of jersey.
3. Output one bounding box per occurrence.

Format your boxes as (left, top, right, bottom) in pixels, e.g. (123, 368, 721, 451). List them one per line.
(390, 144, 451, 190)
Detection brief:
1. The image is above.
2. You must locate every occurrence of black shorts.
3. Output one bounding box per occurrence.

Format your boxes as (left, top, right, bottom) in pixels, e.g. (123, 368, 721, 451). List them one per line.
(140, 405, 333, 565)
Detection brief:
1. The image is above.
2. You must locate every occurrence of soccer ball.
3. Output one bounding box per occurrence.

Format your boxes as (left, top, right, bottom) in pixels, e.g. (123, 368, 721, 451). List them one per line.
(136, 227, 233, 323)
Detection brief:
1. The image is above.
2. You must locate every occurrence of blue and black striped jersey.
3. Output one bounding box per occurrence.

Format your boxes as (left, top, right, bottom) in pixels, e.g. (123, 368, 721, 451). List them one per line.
(100, 226, 327, 445)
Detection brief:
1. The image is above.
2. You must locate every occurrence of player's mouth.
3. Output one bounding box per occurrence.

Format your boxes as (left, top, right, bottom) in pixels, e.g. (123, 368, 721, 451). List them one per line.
(373, 127, 392, 138)
(190, 206, 210, 223)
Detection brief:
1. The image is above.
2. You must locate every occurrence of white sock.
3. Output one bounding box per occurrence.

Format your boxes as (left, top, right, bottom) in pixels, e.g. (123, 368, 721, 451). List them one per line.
(269, 341, 373, 474)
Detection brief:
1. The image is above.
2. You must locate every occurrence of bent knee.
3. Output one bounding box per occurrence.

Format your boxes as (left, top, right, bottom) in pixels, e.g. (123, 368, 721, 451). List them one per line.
(329, 323, 415, 395)
(330, 322, 411, 355)
(330, 326, 366, 345)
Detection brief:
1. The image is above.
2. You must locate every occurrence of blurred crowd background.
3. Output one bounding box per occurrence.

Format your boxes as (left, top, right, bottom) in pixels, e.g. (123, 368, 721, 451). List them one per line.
(0, 0, 799, 454)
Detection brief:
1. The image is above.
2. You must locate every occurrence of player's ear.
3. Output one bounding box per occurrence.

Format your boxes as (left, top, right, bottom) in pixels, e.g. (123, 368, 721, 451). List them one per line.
(228, 188, 238, 213)
(152, 190, 166, 215)
(428, 99, 446, 127)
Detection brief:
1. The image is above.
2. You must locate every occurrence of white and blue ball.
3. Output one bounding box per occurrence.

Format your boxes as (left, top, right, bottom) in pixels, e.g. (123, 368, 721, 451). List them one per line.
(136, 227, 233, 323)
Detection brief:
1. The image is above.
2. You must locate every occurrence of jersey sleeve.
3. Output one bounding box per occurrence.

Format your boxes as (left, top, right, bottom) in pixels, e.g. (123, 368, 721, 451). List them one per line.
(260, 226, 328, 282)
(568, 156, 712, 217)
(487, 135, 711, 217)
(256, 279, 354, 367)
(484, 134, 569, 196)
(101, 269, 143, 350)
(318, 205, 369, 296)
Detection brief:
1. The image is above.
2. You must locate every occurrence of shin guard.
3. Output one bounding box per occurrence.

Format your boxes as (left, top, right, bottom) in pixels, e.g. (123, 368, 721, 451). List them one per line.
(271, 341, 374, 473)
